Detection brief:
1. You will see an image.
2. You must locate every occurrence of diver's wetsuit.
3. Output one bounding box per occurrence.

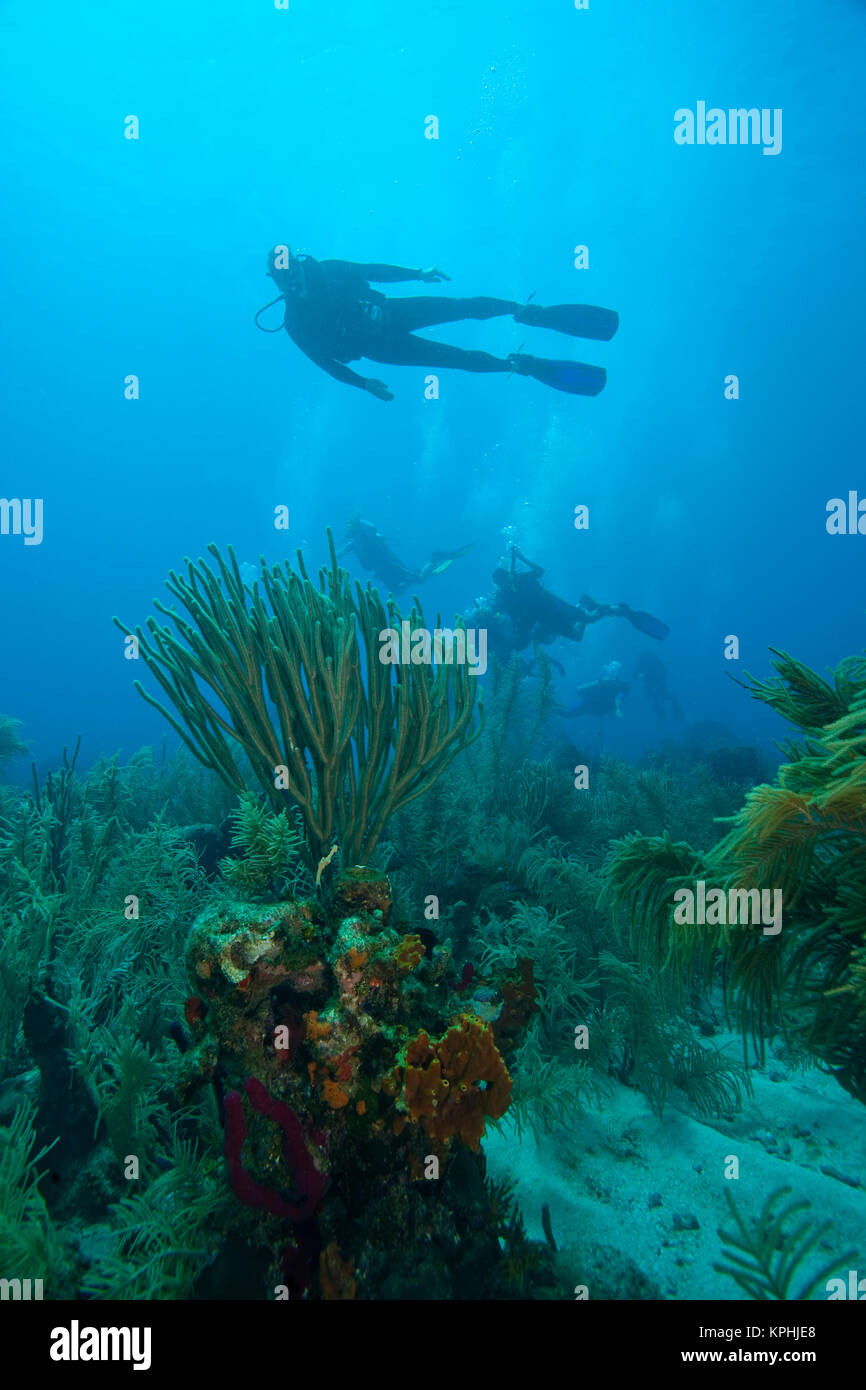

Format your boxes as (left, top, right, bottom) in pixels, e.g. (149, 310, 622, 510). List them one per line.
(490, 550, 670, 650)
(275, 255, 518, 387)
(264, 249, 621, 396)
(493, 552, 597, 649)
(496, 574, 587, 648)
(565, 677, 630, 719)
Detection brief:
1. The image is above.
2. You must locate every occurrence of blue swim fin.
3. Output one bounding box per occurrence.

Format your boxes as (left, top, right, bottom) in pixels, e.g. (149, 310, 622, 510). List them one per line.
(624, 608, 670, 641)
(509, 353, 607, 397)
(516, 303, 619, 342)
(430, 543, 473, 567)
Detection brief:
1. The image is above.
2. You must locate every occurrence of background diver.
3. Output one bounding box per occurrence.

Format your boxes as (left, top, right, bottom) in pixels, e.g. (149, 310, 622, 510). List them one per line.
(257, 245, 618, 400)
(337, 517, 472, 594)
(633, 651, 684, 720)
(562, 662, 631, 720)
(489, 547, 670, 651)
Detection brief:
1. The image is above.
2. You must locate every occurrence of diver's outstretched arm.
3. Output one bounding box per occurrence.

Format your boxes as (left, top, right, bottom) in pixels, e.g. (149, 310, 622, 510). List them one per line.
(322, 259, 427, 284)
(296, 345, 393, 399)
(510, 546, 545, 578)
(296, 343, 367, 387)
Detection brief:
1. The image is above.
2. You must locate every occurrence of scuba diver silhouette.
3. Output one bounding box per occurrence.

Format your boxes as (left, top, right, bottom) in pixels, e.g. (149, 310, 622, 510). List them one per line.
(337, 518, 472, 594)
(257, 245, 618, 400)
(563, 663, 630, 720)
(488, 547, 669, 652)
(634, 652, 683, 720)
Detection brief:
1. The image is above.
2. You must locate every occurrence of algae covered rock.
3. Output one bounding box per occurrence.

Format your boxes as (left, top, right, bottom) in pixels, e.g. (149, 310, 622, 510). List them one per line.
(179, 867, 544, 1299)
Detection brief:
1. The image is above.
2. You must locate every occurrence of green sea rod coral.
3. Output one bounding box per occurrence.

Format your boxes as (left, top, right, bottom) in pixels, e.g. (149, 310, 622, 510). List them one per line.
(115, 531, 482, 870)
(714, 1186, 858, 1301)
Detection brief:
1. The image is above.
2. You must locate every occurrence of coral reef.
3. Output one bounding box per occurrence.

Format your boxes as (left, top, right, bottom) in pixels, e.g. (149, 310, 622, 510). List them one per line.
(5, 630, 855, 1302)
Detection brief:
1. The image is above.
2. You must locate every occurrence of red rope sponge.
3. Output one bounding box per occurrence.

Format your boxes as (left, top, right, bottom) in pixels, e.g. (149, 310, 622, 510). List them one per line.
(224, 1077, 327, 1220)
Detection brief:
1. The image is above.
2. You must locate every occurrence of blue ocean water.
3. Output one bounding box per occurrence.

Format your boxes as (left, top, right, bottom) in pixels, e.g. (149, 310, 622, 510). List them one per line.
(2, 0, 864, 768)
(2, 1, 866, 1329)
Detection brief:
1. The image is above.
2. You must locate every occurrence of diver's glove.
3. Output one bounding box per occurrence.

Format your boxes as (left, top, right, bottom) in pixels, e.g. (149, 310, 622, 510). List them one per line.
(420, 267, 451, 283)
(365, 378, 394, 402)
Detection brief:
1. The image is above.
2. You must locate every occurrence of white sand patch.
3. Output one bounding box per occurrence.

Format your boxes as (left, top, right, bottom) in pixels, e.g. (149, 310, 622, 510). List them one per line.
(485, 1039, 866, 1300)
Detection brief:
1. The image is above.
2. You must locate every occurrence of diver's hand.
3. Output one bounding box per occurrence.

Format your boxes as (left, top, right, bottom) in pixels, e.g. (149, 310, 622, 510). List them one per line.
(365, 378, 394, 401)
(420, 267, 451, 283)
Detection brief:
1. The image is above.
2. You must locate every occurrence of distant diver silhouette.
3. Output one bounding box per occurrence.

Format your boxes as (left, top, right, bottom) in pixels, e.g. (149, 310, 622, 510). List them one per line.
(337, 517, 472, 593)
(634, 652, 683, 719)
(564, 666, 630, 720)
(486, 548, 669, 652)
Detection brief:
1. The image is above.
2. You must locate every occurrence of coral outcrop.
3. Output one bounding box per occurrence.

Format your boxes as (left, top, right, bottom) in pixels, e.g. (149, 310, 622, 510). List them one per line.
(178, 865, 544, 1298)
